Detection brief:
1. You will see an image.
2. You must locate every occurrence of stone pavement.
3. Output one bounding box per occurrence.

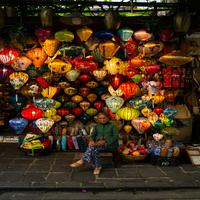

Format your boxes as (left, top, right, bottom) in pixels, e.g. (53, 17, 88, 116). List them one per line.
(0, 143, 200, 192)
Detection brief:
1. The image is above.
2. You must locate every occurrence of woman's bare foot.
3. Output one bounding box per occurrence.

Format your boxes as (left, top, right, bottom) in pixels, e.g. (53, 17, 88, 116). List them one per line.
(70, 159, 84, 168)
(93, 167, 102, 175)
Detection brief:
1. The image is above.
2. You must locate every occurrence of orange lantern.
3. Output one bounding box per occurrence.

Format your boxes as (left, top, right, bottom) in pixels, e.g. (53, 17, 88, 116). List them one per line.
(128, 57, 145, 68)
(87, 93, 97, 103)
(76, 26, 93, 42)
(71, 95, 83, 103)
(48, 59, 72, 73)
(119, 82, 139, 99)
(26, 48, 48, 68)
(41, 38, 60, 57)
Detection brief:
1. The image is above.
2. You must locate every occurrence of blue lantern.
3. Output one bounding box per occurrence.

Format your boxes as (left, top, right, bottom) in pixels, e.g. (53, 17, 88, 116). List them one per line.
(9, 117, 28, 134)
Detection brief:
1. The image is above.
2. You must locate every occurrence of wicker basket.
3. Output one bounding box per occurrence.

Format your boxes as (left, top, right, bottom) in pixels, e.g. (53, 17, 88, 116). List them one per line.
(121, 153, 147, 161)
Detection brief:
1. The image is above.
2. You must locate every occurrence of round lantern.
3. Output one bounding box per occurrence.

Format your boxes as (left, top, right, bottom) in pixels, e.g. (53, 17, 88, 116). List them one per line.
(57, 108, 70, 116)
(21, 105, 43, 120)
(26, 48, 48, 68)
(93, 69, 107, 81)
(66, 70, 80, 81)
(11, 56, 32, 71)
(71, 95, 83, 103)
(75, 59, 98, 73)
(55, 29, 74, 42)
(86, 108, 98, 117)
(80, 101, 90, 111)
(133, 30, 152, 41)
(0, 47, 20, 65)
(35, 118, 54, 133)
(117, 107, 140, 121)
(119, 82, 139, 99)
(48, 59, 72, 73)
(9, 72, 29, 90)
(78, 74, 92, 83)
(76, 26, 93, 42)
(105, 96, 124, 113)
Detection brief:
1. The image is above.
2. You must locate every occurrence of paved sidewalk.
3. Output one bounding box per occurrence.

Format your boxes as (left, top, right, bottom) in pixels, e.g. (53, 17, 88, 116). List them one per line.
(0, 143, 200, 191)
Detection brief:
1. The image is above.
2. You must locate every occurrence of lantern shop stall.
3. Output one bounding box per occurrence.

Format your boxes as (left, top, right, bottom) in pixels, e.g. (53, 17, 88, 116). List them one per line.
(0, 0, 200, 163)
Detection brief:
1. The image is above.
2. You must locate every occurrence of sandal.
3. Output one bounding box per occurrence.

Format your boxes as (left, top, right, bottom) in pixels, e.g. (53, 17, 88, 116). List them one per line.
(70, 160, 84, 168)
(93, 167, 102, 175)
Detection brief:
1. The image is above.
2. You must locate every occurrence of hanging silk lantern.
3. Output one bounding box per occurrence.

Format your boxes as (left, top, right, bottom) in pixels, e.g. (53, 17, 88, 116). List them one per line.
(94, 101, 104, 111)
(87, 93, 97, 103)
(153, 133, 164, 142)
(64, 114, 75, 123)
(71, 107, 83, 117)
(51, 114, 61, 123)
(78, 74, 92, 83)
(55, 29, 74, 42)
(131, 117, 151, 134)
(119, 82, 139, 99)
(43, 108, 57, 118)
(108, 85, 123, 97)
(95, 30, 114, 41)
(105, 96, 124, 113)
(9, 117, 28, 134)
(33, 98, 55, 111)
(9, 72, 29, 90)
(41, 38, 60, 57)
(123, 124, 132, 134)
(117, 28, 133, 42)
(148, 112, 159, 126)
(145, 65, 160, 74)
(93, 69, 107, 81)
(75, 59, 98, 73)
(35, 118, 54, 133)
(153, 107, 163, 116)
(164, 90, 178, 102)
(53, 100, 61, 109)
(57, 108, 70, 116)
(66, 70, 80, 81)
(86, 108, 98, 117)
(35, 27, 52, 41)
(42, 71, 53, 84)
(152, 90, 165, 104)
(174, 10, 191, 33)
(63, 101, 76, 110)
(86, 81, 98, 88)
(134, 30, 152, 41)
(125, 38, 138, 58)
(64, 87, 77, 96)
(41, 86, 58, 99)
(71, 95, 83, 103)
(104, 57, 128, 75)
(117, 107, 140, 121)
(0, 47, 20, 65)
(104, 11, 121, 30)
(109, 74, 124, 90)
(101, 93, 111, 100)
(129, 57, 145, 68)
(138, 42, 164, 57)
(125, 66, 137, 79)
(48, 59, 72, 73)
(36, 76, 49, 89)
(11, 56, 32, 71)
(80, 101, 90, 111)
(26, 48, 47, 68)
(159, 29, 174, 42)
(79, 87, 90, 97)
(40, 7, 54, 27)
(0, 66, 14, 82)
(76, 26, 93, 42)
(21, 105, 43, 120)
(99, 41, 120, 59)
(59, 45, 85, 59)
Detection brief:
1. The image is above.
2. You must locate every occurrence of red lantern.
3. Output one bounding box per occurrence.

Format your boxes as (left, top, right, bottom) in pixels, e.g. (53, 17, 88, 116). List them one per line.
(57, 108, 70, 116)
(159, 29, 174, 42)
(125, 66, 137, 78)
(75, 59, 98, 73)
(71, 107, 83, 117)
(21, 105, 43, 120)
(78, 74, 92, 83)
(36, 76, 49, 89)
(0, 47, 20, 65)
(79, 87, 90, 97)
(94, 101, 104, 111)
(119, 82, 139, 99)
(109, 74, 124, 90)
(153, 107, 163, 115)
(125, 38, 138, 59)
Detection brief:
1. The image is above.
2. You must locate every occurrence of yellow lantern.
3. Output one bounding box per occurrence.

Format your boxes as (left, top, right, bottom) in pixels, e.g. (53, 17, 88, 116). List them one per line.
(41, 86, 58, 99)
(48, 59, 72, 73)
(86, 108, 98, 116)
(87, 93, 97, 103)
(43, 108, 57, 118)
(116, 107, 140, 121)
(123, 125, 132, 134)
(76, 26, 93, 42)
(86, 81, 98, 88)
(93, 69, 107, 81)
(104, 57, 128, 75)
(108, 85, 123, 97)
(51, 114, 62, 122)
(99, 41, 120, 59)
(41, 38, 60, 57)
(80, 101, 90, 111)
(71, 95, 83, 103)
(64, 87, 77, 96)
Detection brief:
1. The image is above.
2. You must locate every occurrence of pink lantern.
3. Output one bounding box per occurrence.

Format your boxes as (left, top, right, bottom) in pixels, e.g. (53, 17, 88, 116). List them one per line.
(131, 117, 151, 134)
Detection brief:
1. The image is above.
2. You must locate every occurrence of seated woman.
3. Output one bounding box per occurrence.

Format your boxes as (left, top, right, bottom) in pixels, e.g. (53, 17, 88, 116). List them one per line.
(70, 112, 119, 175)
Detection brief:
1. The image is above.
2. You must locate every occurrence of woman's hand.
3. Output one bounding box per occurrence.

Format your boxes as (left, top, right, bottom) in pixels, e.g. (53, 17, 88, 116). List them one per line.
(89, 140, 95, 147)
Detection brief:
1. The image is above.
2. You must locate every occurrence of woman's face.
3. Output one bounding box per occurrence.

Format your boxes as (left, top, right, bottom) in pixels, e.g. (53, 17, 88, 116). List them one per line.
(97, 114, 109, 124)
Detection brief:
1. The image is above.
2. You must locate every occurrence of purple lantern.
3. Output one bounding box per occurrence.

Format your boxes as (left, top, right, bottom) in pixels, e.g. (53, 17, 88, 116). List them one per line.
(0, 65, 14, 82)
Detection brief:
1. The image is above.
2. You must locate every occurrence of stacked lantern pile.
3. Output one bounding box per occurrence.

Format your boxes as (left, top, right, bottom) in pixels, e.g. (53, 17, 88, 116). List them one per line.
(0, 24, 193, 154)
